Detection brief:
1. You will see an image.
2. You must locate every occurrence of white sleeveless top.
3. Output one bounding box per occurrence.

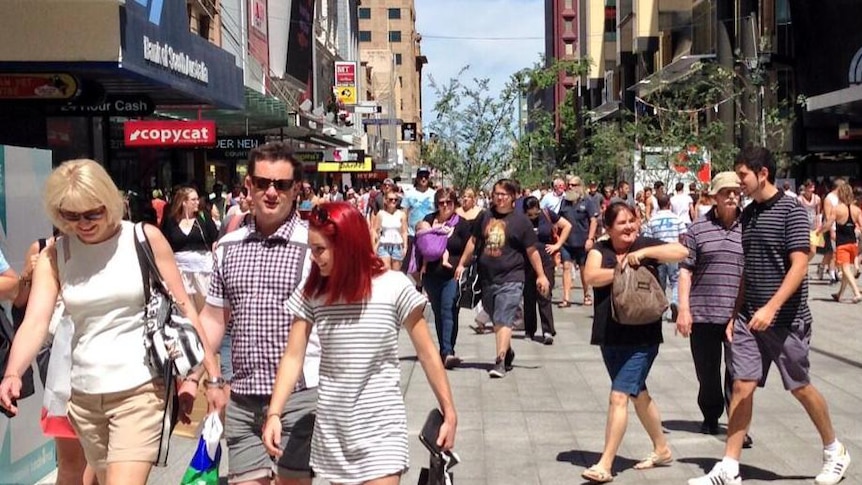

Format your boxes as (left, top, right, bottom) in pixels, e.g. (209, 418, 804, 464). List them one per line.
(378, 210, 404, 245)
(59, 221, 152, 393)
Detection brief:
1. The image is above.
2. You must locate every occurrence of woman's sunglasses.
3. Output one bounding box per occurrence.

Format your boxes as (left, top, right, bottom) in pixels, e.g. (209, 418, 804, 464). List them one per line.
(250, 176, 295, 192)
(59, 206, 107, 222)
(309, 206, 330, 225)
(437, 200, 455, 207)
(386, 198, 399, 202)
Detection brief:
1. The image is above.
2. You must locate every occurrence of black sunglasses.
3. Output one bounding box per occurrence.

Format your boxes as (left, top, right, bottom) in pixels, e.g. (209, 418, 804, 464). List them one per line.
(437, 200, 455, 206)
(59, 206, 107, 222)
(250, 176, 295, 192)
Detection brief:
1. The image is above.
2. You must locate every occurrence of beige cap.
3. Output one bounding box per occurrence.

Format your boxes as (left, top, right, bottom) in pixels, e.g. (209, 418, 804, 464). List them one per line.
(709, 171, 741, 195)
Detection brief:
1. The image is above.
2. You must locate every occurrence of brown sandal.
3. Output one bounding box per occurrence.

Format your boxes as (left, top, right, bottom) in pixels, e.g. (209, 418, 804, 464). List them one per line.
(633, 451, 673, 470)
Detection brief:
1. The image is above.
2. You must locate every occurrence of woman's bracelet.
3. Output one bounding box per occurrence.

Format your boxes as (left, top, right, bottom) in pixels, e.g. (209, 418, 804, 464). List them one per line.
(2, 374, 21, 381)
(184, 377, 200, 384)
(266, 413, 280, 420)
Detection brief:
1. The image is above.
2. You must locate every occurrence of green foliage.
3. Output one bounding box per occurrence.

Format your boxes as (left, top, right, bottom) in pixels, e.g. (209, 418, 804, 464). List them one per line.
(422, 67, 520, 191)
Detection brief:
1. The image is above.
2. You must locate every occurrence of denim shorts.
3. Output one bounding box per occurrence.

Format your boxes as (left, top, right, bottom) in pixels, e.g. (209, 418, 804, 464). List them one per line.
(377, 243, 404, 261)
(601, 345, 660, 397)
(560, 244, 588, 265)
(481, 282, 524, 327)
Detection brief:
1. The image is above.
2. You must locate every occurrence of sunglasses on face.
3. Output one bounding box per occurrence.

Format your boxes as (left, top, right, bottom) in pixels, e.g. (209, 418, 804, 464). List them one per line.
(59, 206, 107, 222)
(250, 176, 295, 192)
(437, 200, 455, 207)
(386, 198, 398, 202)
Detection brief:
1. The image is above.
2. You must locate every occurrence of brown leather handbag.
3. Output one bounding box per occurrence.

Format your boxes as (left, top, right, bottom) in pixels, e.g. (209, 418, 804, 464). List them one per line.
(611, 261, 668, 325)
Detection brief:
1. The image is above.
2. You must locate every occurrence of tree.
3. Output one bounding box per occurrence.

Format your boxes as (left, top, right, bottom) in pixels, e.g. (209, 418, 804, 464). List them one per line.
(422, 67, 520, 191)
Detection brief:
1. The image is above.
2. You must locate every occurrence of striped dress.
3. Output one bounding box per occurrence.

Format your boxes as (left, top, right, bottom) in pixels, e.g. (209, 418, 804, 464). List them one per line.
(285, 270, 427, 483)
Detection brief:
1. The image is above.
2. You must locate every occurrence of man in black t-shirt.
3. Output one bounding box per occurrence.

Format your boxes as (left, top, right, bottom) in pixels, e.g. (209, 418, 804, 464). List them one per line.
(689, 147, 851, 485)
(455, 179, 549, 379)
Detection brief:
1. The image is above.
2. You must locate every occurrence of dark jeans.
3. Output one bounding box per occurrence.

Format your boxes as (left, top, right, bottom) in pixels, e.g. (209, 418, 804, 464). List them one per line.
(524, 261, 556, 337)
(690, 322, 733, 424)
(423, 273, 460, 358)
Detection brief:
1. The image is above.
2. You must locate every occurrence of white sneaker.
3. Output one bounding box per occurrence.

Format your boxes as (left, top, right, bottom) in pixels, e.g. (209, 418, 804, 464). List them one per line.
(688, 463, 742, 485)
(815, 444, 851, 485)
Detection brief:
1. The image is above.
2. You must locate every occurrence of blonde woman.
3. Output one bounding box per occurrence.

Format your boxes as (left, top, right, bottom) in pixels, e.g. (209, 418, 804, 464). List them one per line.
(372, 191, 408, 270)
(161, 187, 219, 311)
(457, 187, 485, 222)
(0, 159, 224, 485)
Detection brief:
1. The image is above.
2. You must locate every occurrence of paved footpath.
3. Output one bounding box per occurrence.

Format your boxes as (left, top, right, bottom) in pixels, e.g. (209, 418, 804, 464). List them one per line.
(145, 262, 861, 485)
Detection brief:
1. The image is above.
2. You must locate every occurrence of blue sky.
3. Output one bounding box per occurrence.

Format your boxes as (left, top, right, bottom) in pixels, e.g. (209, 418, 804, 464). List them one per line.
(415, 0, 545, 125)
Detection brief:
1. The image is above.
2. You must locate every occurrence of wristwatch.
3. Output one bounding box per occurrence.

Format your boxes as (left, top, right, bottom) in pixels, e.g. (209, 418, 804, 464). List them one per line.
(204, 376, 226, 389)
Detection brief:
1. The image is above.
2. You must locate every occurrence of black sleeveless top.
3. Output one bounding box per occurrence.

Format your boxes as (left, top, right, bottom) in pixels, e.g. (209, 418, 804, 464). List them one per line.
(835, 204, 857, 247)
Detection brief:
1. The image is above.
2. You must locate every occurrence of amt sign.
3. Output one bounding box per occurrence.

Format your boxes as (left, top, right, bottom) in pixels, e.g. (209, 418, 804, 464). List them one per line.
(133, 0, 165, 26)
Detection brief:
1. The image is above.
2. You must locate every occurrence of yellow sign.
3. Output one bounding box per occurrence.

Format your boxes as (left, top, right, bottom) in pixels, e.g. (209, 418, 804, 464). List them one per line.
(335, 86, 357, 105)
(317, 157, 372, 173)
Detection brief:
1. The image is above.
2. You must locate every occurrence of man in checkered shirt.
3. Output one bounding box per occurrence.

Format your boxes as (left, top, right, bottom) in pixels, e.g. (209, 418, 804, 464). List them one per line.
(197, 142, 321, 485)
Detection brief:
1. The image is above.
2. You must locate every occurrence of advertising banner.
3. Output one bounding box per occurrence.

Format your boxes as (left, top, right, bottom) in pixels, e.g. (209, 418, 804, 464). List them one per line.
(208, 136, 265, 161)
(0, 145, 55, 485)
(334, 61, 358, 106)
(124, 120, 217, 147)
(285, 0, 315, 91)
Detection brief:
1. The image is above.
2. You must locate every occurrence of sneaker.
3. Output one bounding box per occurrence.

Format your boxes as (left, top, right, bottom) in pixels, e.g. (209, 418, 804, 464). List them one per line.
(742, 434, 753, 449)
(504, 348, 515, 371)
(542, 333, 554, 345)
(815, 444, 851, 485)
(489, 357, 506, 378)
(688, 463, 742, 485)
(443, 355, 461, 370)
(699, 420, 719, 435)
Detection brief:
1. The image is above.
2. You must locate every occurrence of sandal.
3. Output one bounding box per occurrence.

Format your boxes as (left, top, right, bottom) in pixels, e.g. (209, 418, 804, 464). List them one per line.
(581, 465, 613, 483)
(831, 293, 841, 302)
(632, 451, 673, 470)
(557, 300, 572, 308)
(583, 295, 593, 306)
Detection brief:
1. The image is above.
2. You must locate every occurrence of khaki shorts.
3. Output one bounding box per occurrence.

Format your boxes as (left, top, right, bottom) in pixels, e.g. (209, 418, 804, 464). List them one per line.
(181, 270, 211, 296)
(67, 379, 166, 470)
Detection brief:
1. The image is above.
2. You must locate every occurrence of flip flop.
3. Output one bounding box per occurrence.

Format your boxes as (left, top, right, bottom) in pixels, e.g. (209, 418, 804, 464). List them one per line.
(557, 300, 572, 308)
(581, 464, 613, 483)
(632, 451, 673, 470)
(583, 295, 593, 306)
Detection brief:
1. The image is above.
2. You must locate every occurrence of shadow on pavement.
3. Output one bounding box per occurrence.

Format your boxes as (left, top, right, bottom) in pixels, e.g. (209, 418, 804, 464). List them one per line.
(662, 419, 710, 434)
(556, 449, 640, 472)
(678, 457, 815, 481)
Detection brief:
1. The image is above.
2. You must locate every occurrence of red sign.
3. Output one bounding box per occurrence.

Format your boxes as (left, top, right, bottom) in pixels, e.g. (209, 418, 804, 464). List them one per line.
(0, 73, 78, 100)
(335, 62, 357, 85)
(124, 120, 217, 147)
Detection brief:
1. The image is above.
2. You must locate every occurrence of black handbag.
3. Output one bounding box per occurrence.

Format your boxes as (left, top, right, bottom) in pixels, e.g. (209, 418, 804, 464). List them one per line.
(417, 409, 459, 485)
(1, 306, 36, 418)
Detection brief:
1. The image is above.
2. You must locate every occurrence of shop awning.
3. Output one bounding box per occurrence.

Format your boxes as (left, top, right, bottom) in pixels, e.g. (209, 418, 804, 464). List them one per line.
(806, 84, 862, 123)
(630, 54, 716, 97)
(156, 89, 293, 133)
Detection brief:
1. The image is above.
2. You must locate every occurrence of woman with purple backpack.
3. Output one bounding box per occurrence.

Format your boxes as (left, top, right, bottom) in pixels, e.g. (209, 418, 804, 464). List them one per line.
(419, 188, 473, 369)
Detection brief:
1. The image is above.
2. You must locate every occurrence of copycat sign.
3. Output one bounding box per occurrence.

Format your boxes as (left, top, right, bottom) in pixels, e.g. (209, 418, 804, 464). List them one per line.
(124, 120, 216, 147)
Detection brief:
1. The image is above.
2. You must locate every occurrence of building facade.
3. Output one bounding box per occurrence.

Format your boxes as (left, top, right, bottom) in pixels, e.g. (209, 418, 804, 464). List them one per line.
(358, 0, 427, 178)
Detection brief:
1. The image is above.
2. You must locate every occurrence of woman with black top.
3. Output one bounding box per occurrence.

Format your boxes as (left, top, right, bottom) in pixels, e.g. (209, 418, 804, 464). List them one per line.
(160, 187, 219, 311)
(820, 183, 862, 303)
(521, 196, 571, 344)
(581, 202, 687, 483)
(421, 188, 472, 369)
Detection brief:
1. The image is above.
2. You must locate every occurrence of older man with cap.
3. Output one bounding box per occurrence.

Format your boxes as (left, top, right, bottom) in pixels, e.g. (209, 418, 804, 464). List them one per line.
(676, 172, 750, 444)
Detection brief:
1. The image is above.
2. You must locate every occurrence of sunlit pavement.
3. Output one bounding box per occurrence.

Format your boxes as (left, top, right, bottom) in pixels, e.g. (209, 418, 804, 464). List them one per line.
(148, 260, 862, 484)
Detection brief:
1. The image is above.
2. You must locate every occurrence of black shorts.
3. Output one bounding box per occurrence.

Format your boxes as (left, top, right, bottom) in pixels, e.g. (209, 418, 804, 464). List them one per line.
(560, 245, 588, 266)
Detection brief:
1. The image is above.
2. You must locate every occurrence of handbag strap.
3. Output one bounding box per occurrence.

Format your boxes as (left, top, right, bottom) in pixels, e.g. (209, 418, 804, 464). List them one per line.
(134, 223, 170, 298)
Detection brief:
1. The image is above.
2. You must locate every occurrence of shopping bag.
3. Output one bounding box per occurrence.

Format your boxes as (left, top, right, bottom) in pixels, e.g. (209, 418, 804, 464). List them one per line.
(41, 312, 75, 437)
(810, 230, 825, 248)
(179, 413, 223, 485)
(417, 409, 459, 485)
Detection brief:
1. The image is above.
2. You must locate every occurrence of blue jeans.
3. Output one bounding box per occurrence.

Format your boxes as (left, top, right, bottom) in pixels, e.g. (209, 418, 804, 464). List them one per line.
(657, 262, 679, 306)
(422, 273, 460, 358)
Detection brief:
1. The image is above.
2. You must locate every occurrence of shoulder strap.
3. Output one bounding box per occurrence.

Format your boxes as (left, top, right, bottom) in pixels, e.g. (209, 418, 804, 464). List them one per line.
(133, 223, 169, 299)
(38, 238, 47, 252)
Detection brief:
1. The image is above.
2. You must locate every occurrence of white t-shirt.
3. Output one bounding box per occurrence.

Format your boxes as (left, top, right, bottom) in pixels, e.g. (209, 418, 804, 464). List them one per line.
(670, 193, 693, 224)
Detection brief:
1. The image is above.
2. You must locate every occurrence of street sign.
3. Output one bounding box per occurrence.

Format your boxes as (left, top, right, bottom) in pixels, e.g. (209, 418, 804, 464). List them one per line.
(362, 118, 403, 125)
(352, 105, 382, 114)
(336, 86, 357, 105)
(317, 156, 373, 173)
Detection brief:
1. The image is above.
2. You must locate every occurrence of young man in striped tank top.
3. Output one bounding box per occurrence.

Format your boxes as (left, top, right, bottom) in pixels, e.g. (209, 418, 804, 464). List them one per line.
(689, 147, 850, 485)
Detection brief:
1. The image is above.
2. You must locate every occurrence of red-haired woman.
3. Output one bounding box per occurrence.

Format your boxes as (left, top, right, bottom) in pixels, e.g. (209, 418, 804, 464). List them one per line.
(262, 202, 457, 485)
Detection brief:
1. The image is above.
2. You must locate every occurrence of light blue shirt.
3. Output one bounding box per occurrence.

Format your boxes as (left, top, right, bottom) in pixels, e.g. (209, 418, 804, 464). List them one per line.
(0, 248, 9, 273)
(402, 188, 436, 236)
(645, 210, 687, 243)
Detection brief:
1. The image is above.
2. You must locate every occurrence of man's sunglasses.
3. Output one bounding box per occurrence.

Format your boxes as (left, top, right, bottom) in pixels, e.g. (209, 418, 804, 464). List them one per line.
(386, 198, 399, 202)
(59, 206, 107, 222)
(250, 176, 295, 192)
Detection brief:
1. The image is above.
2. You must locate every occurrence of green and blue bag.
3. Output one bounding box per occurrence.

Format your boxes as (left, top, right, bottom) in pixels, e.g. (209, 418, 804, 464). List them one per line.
(180, 413, 222, 485)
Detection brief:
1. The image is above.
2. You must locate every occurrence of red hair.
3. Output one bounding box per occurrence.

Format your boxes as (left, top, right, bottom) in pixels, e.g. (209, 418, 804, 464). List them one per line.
(304, 202, 386, 304)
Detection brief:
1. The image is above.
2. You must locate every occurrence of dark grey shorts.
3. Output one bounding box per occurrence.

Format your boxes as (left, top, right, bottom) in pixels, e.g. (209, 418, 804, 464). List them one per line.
(730, 317, 811, 391)
(225, 388, 317, 483)
(481, 281, 524, 327)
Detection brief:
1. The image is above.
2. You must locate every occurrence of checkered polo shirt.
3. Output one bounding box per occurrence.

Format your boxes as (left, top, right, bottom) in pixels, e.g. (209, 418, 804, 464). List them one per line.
(208, 212, 321, 396)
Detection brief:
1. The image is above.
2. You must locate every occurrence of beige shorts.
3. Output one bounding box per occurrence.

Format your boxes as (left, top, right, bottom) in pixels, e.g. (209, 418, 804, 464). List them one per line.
(67, 379, 166, 469)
